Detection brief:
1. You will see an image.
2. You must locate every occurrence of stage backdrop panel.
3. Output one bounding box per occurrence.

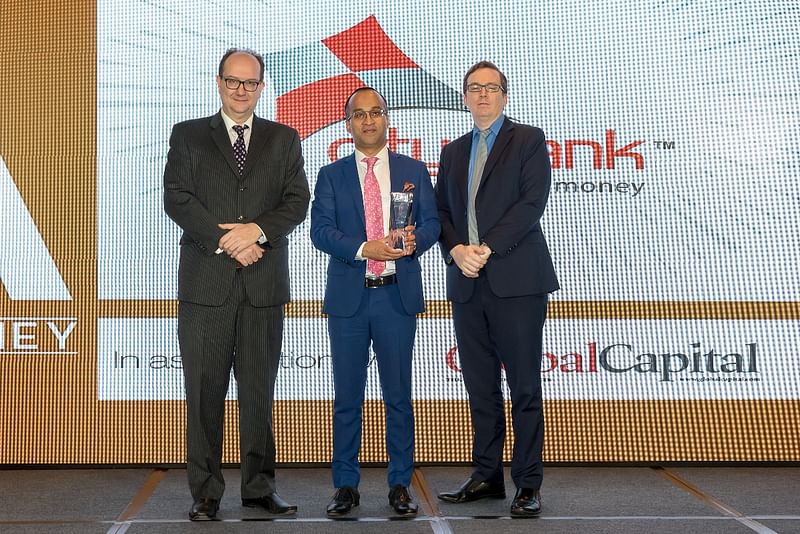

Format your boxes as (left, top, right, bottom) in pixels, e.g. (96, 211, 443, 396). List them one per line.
(1, 0, 799, 465)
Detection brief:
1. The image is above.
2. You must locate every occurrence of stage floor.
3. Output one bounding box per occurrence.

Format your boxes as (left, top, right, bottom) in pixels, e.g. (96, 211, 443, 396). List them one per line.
(1, 466, 798, 533)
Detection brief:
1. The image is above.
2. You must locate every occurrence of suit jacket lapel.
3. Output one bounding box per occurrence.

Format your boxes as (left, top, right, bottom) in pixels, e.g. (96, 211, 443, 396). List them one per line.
(209, 113, 240, 178)
(453, 135, 472, 208)
(480, 117, 514, 188)
(340, 154, 367, 230)
(388, 152, 408, 225)
(388, 151, 404, 194)
(242, 116, 269, 179)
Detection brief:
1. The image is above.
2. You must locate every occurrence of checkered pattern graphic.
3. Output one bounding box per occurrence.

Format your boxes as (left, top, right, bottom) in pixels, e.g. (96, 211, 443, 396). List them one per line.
(263, 15, 463, 139)
(362, 156, 385, 276)
(232, 124, 248, 174)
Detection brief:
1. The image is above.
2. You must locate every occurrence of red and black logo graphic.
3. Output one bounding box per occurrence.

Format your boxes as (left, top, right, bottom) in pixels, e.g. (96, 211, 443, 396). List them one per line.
(263, 15, 463, 139)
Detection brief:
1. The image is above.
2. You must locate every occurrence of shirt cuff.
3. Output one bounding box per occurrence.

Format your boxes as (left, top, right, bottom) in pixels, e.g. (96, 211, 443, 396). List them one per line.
(255, 224, 268, 244)
(355, 242, 367, 261)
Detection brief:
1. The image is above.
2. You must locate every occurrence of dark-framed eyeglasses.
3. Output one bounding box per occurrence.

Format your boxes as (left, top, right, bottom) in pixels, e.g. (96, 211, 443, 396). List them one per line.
(466, 83, 504, 94)
(347, 109, 387, 121)
(223, 77, 260, 92)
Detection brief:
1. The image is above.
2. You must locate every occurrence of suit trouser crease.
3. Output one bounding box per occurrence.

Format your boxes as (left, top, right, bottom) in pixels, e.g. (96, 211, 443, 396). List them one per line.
(328, 284, 416, 489)
(452, 275, 547, 489)
(179, 272, 282, 500)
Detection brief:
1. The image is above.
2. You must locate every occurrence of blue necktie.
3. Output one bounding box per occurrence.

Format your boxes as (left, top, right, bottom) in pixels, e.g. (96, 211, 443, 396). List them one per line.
(468, 129, 490, 245)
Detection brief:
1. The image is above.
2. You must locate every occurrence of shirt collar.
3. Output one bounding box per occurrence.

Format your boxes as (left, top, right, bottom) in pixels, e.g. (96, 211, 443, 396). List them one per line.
(472, 114, 505, 138)
(354, 144, 390, 165)
(220, 109, 254, 131)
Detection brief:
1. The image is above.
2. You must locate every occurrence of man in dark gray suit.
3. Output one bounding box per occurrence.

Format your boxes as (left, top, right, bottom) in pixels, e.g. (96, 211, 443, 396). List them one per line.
(163, 48, 310, 521)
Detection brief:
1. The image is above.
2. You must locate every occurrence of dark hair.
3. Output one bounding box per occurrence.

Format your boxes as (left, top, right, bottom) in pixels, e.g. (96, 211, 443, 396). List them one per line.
(462, 60, 508, 94)
(344, 87, 389, 118)
(218, 48, 265, 82)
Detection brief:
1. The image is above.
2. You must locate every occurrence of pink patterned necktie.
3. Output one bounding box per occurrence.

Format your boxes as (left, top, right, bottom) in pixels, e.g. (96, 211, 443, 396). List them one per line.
(362, 156, 385, 276)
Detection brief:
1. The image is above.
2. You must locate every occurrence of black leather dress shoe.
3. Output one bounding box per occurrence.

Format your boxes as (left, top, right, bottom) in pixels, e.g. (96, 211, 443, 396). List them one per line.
(189, 497, 219, 521)
(510, 488, 542, 516)
(241, 493, 297, 515)
(437, 477, 506, 503)
(388, 485, 418, 516)
(326, 486, 360, 517)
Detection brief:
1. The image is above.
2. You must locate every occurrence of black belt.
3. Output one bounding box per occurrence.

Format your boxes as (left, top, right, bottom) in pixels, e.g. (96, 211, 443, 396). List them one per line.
(365, 274, 396, 288)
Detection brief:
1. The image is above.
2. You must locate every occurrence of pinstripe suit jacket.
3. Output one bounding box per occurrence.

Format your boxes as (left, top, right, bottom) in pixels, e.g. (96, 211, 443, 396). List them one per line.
(164, 112, 310, 307)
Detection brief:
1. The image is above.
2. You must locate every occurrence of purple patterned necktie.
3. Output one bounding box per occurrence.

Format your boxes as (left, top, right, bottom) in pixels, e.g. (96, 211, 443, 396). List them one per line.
(232, 124, 248, 175)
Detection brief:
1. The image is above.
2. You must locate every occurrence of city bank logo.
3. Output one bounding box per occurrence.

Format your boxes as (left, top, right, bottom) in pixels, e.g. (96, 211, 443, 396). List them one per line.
(263, 15, 463, 140)
(264, 15, 651, 189)
(1, 155, 71, 301)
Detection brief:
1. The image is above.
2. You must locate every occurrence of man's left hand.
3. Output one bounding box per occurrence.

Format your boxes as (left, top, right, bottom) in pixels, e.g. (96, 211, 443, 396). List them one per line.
(218, 223, 262, 256)
(402, 225, 416, 256)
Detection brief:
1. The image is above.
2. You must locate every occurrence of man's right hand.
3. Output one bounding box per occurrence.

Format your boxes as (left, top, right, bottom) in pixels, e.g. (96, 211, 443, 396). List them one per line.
(450, 244, 490, 278)
(362, 238, 405, 261)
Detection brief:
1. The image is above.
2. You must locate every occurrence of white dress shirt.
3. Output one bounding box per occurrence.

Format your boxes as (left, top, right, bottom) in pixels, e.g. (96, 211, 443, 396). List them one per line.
(215, 110, 266, 254)
(354, 144, 395, 276)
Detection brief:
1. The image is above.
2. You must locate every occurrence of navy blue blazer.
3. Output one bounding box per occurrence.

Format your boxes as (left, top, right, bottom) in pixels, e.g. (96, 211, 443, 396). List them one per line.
(311, 151, 441, 317)
(435, 117, 559, 302)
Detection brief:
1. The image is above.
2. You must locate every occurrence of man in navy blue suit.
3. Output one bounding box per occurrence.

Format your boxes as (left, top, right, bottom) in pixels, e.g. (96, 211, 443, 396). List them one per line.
(310, 87, 440, 517)
(435, 61, 559, 517)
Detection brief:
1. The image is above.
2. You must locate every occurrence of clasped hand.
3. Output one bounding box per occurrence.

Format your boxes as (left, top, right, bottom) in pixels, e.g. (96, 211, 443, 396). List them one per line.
(451, 244, 491, 278)
(362, 225, 417, 260)
(218, 223, 263, 267)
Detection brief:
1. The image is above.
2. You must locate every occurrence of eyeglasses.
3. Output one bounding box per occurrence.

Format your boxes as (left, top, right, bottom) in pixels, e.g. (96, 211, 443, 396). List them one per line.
(223, 77, 260, 92)
(466, 83, 504, 94)
(347, 109, 387, 121)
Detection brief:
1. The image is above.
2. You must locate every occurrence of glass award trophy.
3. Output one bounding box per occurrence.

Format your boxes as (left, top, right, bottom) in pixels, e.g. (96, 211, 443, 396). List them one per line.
(389, 192, 413, 250)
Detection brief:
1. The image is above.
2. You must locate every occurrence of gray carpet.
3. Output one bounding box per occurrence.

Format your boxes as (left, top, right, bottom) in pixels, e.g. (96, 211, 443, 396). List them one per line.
(0, 466, 797, 533)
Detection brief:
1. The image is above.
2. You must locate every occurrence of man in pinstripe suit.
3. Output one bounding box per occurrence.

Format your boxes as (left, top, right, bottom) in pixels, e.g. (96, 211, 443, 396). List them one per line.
(163, 48, 310, 521)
